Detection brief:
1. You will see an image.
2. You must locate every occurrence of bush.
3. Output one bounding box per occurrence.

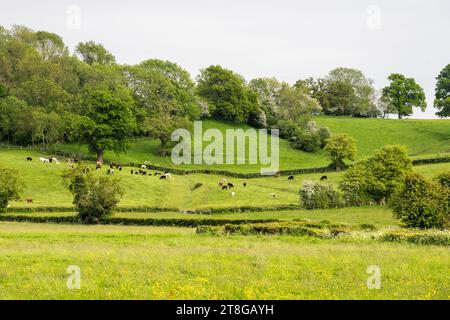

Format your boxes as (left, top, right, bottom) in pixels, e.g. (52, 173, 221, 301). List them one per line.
(0, 165, 24, 211)
(340, 144, 413, 205)
(64, 168, 124, 224)
(435, 171, 450, 188)
(299, 180, 344, 210)
(389, 173, 449, 229)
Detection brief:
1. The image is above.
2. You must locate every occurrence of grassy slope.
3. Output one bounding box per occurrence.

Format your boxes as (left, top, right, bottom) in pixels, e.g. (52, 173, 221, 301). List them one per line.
(0, 222, 448, 299)
(1, 149, 448, 209)
(54, 117, 450, 172)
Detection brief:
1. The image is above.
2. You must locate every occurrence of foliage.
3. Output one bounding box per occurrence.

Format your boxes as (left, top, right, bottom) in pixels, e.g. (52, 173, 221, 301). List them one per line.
(324, 133, 357, 171)
(76, 83, 138, 161)
(63, 167, 124, 224)
(197, 65, 260, 123)
(341, 144, 413, 204)
(75, 41, 116, 66)
(382, 73, 426, 119)
(297, 68, 377, 117)
(0, 165, 24, 211)
(435, 171, 450, 188)
(390, 173, 449, 229)
(299, 180, 344, 210)
(434, 64, 450, 118)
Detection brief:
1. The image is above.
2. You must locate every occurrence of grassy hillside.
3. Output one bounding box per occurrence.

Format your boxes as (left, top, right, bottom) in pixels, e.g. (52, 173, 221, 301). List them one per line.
(53, 117, 450, 173)
(316, 117, 450, 158)
(1, 149, 448, 210)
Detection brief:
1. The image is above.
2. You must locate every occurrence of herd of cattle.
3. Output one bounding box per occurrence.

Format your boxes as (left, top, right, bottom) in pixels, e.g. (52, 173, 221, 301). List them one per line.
(24, 156, 328, 202)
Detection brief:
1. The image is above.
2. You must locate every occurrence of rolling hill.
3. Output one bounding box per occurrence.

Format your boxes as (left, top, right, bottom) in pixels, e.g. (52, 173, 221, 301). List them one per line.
(52, 117, 450, 173)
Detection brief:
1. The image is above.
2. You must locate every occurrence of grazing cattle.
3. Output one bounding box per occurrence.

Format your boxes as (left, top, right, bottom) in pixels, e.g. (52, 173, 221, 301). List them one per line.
(288, 175, 294, 181)
(227, 182, 234, 188)
(51, 157, 58, 163)
(141, 171, 147, 175)
(25, 198, 33, 204)
(164, 173, 171, 178)
(185, 171, 189, 175)
(270, 193, 276, 198)
(160, 175, 167, 180)
(135, 172, 139, 175)
(141, 165, 147, 169)
(131, 170, 134, 174)
(95, 164, 102, 170)
(154, 172, 161, 176)
(107, 169, 114, 175)
(218, 182, 223, 187)
(320, 175, 328, 181)
(26, 157, 32, 161)
(192, 183, 203, 191)
(118, 167, 122, 171)
(221, 185, 228, 190)
(39, 157, 49, 163)
(243, 182, 247, 187)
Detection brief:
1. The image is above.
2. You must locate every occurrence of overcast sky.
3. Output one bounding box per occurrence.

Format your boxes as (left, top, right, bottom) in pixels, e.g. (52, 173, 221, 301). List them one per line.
(1, 0, 449, 118)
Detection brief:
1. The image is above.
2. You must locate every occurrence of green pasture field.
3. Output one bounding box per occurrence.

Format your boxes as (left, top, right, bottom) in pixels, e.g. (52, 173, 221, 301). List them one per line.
(54, 118, 450, 172)
(0, 222, 448, 299)
(1, 149, 448, 210)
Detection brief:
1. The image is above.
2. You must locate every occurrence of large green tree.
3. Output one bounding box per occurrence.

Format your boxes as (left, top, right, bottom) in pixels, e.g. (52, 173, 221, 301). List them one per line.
(197, 65, 259, 123)
(125, 59, 200, 153)
(76, 83, 138, 162)
(297, 68, 377, 117)
(382, 73, 426, 119)
(434, 64, 450, 118)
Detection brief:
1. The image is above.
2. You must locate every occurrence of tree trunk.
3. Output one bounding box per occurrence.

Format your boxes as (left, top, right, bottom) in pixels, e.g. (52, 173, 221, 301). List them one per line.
(398, 113, 402, 119)
(97, 149, 104, 163)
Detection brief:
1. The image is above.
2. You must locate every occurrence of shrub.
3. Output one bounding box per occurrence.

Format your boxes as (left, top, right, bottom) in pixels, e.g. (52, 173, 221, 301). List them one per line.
(63, 167, 124, 224)
(340, 144, 413, 205)
(435, 171, 450, 188)
(299, 180, 344, 210)
(389, 173, 449, 229)
(0, 165, 24, 211)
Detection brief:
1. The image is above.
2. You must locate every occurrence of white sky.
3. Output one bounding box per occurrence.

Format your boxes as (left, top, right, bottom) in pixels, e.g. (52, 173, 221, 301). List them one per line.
(1, 0, 449, 118)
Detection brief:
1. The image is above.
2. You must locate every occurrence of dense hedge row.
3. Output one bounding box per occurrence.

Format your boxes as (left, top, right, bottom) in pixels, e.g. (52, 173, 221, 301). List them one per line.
(8, 204, 302, 214)
(379, 231, 450, 246)
(196, 221, 354, 238)
(0, 214, 278, 227)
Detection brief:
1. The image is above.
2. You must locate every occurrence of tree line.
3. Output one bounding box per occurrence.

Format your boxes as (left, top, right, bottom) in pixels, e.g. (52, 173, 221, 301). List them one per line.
(0, 25, 448, 161)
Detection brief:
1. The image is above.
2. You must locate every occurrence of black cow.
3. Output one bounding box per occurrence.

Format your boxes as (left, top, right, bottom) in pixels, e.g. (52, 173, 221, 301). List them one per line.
(288, 176, 294, 180)
(320, 175, 328, 181)
(243, 182, 247, 187)
(227, 182, 234, 188)
(160, 175, 167, 180)
(26, 157, 32, 161)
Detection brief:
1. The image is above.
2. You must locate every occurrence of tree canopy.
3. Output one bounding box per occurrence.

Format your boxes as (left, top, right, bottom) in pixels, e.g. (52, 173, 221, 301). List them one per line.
(382, 73, 426, 119)
(434, 64, 450, 118)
